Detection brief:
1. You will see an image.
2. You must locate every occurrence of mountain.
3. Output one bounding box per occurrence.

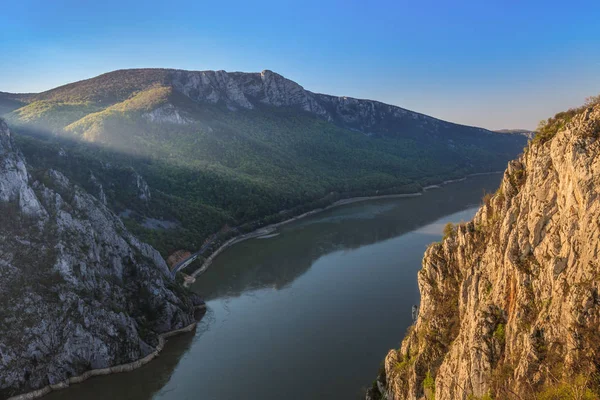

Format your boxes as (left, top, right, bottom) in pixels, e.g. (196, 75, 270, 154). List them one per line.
(0, 119, 201, 399)
(3, 68, 519, 140)
(368, 103, 600, 398)
(0, 92, 27, 117)
(1, 69, 527, 260)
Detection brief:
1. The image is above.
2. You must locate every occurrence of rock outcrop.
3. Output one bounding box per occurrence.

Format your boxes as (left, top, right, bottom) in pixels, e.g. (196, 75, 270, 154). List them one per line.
(170, 68, 490, 137)
(370, 104, 600, 399)
(0, 119, 199, 398)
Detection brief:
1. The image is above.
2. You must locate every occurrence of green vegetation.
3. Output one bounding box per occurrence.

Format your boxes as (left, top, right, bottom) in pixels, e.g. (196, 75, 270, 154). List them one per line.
(493, 323, 505, 347)
(533, 94, 600, 145)
(7, 101, 103, 133)
(394, 353, 415, 376)
(537, 374, 599, 400)
(369, 380, 382, 400)
(0, 92, 26, 116)
(4, 70, 527, 259)
(443, 222, 456, 240)
(423, 370, 436, 400)
(467, 393, 493, 400)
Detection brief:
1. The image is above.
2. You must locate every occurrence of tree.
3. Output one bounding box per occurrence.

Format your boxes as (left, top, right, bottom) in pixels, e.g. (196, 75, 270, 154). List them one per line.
(443, 223, 455, 240)
(585, 95, 600, 107)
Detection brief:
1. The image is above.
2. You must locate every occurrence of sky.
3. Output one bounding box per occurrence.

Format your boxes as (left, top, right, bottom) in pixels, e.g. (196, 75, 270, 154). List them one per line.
(1, 0, 599, 130)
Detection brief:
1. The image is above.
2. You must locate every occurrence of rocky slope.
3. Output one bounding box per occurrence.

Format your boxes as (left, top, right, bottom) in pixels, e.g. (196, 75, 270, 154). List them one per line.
(369, 104, 600, 399)
(170, 68, 488, 137)
(0, 119, 200, 399)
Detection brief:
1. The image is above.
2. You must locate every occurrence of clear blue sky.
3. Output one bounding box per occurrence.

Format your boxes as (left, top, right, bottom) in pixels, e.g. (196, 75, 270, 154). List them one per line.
(2, 0, 599, 130)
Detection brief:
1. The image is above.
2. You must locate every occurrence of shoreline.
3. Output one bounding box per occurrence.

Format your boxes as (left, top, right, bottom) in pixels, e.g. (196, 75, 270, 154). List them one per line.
(185, 192, 423, 284)
(10, 170, 505, 399)
(184, 171, 503, 285)
(7, 305, 206, 400)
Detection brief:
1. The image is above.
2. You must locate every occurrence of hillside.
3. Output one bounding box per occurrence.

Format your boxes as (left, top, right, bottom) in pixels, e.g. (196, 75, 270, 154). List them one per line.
(1, 69, 527, 260)
(3, 69, 509, 139)
(368, 103, 600, 399)
(0, 92, 27, 117)
(0, 119, 202, 399)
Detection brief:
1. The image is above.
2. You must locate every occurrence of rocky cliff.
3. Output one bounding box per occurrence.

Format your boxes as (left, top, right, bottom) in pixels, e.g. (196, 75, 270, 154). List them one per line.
(369, 104, 600, 399)
(0, 119, 200, 399)
(139, 68, 496, 137)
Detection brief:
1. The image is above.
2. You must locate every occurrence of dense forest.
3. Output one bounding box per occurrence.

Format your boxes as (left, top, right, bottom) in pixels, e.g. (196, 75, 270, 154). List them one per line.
(0, 69, 527, 259)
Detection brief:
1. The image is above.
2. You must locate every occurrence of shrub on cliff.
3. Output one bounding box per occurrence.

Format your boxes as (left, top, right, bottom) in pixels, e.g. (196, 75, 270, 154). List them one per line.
(443, 222, 456, 240)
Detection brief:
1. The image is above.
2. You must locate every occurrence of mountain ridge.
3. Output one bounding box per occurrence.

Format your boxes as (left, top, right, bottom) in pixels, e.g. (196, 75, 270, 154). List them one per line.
(3, 68, 496, 137)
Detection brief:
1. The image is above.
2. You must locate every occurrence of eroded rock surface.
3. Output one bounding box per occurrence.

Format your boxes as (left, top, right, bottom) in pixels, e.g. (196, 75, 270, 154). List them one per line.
(167, 69, 490, 137)
(0, 119, 198, 398)
(370, 105, 600, 399)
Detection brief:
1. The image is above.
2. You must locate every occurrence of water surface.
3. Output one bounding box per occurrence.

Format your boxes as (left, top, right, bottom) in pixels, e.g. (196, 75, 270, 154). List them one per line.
(45, 174, 501, 400)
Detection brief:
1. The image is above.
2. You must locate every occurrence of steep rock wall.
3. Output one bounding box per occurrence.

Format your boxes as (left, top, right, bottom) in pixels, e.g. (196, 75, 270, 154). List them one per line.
(371, 105, 600, 399)
(0, 120, 199, 398)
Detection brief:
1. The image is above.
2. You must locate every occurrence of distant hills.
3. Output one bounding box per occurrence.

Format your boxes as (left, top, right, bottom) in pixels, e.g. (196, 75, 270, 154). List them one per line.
(0, 69, 527, 257)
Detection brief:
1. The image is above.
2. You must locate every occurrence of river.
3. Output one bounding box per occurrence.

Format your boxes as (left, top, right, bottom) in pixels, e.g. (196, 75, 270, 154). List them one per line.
(44, 174, 501, 400)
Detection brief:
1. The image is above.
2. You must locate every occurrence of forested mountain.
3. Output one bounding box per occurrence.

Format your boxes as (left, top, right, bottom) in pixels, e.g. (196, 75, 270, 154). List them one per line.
(0, 69, 527, 259)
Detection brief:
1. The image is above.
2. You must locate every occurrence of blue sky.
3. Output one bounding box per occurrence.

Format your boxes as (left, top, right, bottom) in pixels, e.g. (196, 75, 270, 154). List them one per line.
(1, 0, 599, 130)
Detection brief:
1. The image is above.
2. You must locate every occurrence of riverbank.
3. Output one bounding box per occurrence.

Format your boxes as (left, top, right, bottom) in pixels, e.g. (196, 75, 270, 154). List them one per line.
(184, 171, 503, 285)
(184, 192, 423, 285)
(30, 173, 507, 400)
(7, 305, 207, 400)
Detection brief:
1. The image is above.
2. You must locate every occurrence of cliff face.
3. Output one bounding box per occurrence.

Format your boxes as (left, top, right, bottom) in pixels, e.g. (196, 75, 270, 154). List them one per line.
(371, 104, 600, 399)
(0, 120, 199, 398)
(161, 69, 494, 137)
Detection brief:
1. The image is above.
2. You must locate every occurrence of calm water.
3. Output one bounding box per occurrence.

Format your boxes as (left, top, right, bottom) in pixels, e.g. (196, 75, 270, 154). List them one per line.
(45, 174, 501, 400)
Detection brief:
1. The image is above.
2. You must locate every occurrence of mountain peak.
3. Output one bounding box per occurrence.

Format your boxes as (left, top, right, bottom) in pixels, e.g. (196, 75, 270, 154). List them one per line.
(5, 68, 507, 138)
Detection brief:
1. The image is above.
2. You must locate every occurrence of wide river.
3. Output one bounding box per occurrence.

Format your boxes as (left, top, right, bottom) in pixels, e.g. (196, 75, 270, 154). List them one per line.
(45, 174, 501, 400)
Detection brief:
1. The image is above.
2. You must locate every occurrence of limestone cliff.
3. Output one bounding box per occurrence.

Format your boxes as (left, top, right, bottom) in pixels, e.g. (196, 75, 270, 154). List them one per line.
(0, 119, 200, 399)
(370, 104, 600, 399)
(164, 68, 495, 137)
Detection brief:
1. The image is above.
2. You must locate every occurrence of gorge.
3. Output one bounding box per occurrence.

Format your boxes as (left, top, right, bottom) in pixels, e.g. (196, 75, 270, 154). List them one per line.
(0, 68, 555, 400)
(40, 175, 501, 400)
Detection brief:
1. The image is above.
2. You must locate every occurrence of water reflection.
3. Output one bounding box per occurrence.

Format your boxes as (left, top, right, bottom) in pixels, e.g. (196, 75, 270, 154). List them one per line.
(42, 174, 501, 400)
(192, 174, 499, 301)
(43, 328, 197, 400)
